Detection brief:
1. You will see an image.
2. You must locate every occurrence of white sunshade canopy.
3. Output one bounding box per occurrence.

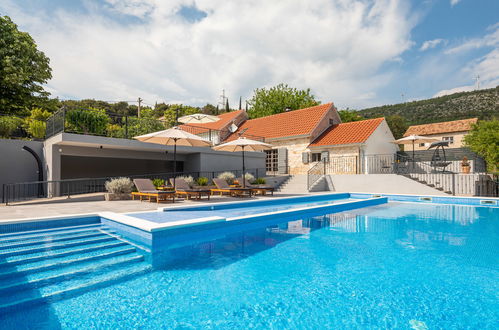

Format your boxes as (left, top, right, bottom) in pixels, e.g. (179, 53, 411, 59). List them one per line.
(133, 127, 212, 147)
(178, 113, 220, 124)
(213, 137, 272, 152)
(393, 135, 439, 144)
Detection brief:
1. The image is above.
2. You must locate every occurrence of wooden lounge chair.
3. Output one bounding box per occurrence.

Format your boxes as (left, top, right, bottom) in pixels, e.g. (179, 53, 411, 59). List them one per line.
(132, 179, 175, 203)
(170, 178, 211, 200)
(211, 178, 252, 197)
(238, 178, 274, 196)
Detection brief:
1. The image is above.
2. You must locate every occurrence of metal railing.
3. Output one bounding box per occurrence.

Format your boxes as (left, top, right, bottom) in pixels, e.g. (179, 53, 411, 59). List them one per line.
(2, 168, 268, 205)
(45, 107, 265, 145)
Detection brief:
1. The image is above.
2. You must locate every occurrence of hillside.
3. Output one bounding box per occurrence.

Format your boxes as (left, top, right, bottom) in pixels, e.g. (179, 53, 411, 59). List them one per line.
(358, 86, 499, 125)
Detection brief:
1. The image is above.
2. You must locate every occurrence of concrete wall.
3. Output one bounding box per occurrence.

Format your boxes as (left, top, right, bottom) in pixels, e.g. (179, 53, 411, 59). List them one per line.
(0, 139, 45, 199)
(44, 133, 266, 181)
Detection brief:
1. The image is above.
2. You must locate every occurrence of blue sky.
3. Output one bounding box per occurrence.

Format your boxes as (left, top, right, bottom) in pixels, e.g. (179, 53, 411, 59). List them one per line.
(1, 0, 498, 109)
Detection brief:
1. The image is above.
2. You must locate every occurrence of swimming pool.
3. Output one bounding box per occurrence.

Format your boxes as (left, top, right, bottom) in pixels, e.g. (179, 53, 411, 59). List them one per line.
(1, 196, 497, 328)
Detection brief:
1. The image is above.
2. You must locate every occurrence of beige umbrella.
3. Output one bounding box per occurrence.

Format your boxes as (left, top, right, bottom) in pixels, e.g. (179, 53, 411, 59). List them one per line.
(134, 127, 211, 189)
(178, 114, 220, 124)
(394, 135, 439, 160)
(213, 137, 272, 187)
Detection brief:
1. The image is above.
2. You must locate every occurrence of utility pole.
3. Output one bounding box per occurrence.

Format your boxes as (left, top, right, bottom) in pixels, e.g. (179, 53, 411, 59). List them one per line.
(137, 97, 143, 118)
(474, 75, 480, 90)
(218, 89, 227, 111)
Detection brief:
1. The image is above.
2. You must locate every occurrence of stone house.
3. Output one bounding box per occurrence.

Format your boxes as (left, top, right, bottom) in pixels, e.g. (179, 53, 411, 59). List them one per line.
(226, 104, 397, 175)
(404, 118, 478, 150)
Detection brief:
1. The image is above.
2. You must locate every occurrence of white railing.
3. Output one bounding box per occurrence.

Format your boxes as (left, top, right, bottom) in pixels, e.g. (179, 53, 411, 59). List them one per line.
(408, 173, 496, 196)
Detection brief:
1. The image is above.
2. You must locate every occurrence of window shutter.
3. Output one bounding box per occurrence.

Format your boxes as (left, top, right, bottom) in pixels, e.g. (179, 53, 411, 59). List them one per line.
(277, 148, 288, 174)
(321, 151, 329, 163)
(302, 152, 309, 164)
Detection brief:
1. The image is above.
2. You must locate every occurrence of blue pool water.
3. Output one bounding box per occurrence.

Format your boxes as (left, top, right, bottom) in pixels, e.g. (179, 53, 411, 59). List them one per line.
(1, 202, 498, 328)
(129, 197, 358, 222)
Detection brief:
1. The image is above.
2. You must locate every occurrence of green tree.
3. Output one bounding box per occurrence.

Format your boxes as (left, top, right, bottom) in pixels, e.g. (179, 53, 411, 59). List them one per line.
(338, 109, 364, 122)
(163, 104, 200, 127)
(247, 83, 319, 119)
(463, 120, 499, 173)
(201, 103, 217, 115)
(0, 116, 23, 138)
(0, 16, 52, 115)
(385, 115, 408, 139)
(65, 108, 109, 135)
(126, 109, 165, 137)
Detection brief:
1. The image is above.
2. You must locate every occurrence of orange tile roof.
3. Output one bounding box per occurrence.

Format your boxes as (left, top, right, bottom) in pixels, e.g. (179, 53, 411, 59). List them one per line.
(309, 118, 384, 147)
(404, 118, 478, 137)
(230, 103, 333, 140)
(179, 110, 245, 134)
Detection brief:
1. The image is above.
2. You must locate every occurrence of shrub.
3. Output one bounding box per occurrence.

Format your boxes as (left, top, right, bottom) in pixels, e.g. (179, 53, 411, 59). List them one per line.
(177, 175, 194, 187)
(106, 123, 124, 138)
(0, 116, 23, 138)
(196, 177, 209, 186)
(66, 108, 109, 135)
(27, 120, 46, 139)
(244, 173, 255, 183)
(254, 178, 266, 184)
(217, 171, 235, 184)
(152, 178, 165, 188)
(105, 177, 133, 194)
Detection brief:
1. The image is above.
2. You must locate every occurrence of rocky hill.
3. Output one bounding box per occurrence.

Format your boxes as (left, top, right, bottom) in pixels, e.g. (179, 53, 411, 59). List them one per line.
(358, 86, 499, 125)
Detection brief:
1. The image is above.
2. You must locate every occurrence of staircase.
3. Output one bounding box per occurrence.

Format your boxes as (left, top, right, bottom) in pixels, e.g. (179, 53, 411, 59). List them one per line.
(403, 174, 452, 194)
(0, 223, 152, 313)
(276, 175, 309, 194)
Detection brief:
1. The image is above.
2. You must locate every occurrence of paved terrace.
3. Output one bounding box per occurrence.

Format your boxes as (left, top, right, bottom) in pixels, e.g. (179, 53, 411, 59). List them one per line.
(0, 192, 310, 222)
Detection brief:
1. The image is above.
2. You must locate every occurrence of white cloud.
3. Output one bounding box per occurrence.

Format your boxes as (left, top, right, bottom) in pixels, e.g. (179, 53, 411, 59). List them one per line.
(450, 0, 461, 6)
(435, 27, 499, 97)
(1, 0, 416, 109)
(419, 38, 446, 51)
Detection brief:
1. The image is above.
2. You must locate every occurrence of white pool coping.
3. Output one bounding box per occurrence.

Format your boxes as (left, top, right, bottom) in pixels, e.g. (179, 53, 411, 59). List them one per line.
(99, 197, 386, 233)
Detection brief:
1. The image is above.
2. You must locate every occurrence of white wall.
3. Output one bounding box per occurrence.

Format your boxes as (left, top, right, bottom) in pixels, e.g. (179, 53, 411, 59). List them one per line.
(363, 120, 398, 155)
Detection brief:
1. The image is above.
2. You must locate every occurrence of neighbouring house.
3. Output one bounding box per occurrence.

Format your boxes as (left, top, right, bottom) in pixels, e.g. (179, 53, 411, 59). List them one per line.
(404, 118, 478, 150)
(179, 110, 247, 145)
(226, 104, 397, 175)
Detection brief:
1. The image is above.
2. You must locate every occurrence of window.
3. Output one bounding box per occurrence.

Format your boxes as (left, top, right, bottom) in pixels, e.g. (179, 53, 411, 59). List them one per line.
(419, 143, 426, 147)
(311, 153, 322, 162)
(265, 149, 278, 171)
(442, 136, 454, 144)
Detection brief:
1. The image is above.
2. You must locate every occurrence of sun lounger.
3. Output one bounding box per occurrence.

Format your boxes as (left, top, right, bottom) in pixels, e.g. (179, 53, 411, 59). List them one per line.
(211, 178, 252, 197)
(132, 179, 175, 203)
(238, 178, 274, 196)
(170, 178, 211, 200)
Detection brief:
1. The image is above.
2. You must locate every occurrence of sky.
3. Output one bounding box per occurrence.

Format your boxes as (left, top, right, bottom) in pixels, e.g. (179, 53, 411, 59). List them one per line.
(1, 0, 498, 110)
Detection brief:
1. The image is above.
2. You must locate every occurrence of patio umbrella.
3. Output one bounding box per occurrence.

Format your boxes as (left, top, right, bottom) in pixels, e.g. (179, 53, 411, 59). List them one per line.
(134, 127, 211, 189)
(213, 137, 272, 187)
(393, 135, 439, 161)
(178, 113, 220, 124)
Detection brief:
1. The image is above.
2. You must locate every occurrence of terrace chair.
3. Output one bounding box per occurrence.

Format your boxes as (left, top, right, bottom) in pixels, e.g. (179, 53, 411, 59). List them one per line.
(238, 178, 274, 196)
(132, 179, 175, 204)
(170, 178, 211, 200)
(211, 178, 252, 197)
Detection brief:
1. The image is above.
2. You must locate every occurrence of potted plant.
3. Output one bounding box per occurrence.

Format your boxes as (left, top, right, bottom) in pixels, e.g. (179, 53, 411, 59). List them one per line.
(104, 177, 133, 201)
(461, 157, 471, 174)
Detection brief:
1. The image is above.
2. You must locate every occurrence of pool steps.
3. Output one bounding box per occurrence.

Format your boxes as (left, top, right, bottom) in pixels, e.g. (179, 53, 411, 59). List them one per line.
(0, 224, 151, 313)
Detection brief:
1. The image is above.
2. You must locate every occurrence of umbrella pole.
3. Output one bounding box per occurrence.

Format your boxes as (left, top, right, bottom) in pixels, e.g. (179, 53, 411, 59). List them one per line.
(173, 139, 177, 190)
(242, 146, 246, 188)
